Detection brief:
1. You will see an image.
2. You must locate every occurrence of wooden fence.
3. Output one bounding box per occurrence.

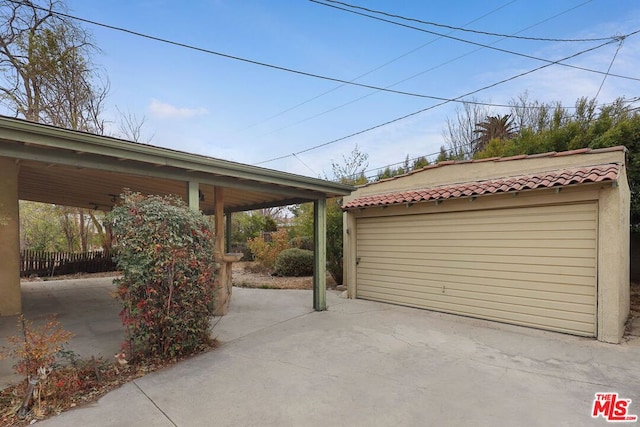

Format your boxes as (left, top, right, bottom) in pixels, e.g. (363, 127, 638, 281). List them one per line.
(20, 249, 117, 278)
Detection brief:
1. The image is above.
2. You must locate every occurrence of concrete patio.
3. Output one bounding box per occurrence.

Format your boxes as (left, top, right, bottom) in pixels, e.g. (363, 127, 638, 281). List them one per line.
(1, 278, 639, 426)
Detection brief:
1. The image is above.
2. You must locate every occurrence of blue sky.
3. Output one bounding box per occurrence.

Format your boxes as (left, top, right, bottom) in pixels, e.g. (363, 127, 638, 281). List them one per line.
(61, 0, 640, 179)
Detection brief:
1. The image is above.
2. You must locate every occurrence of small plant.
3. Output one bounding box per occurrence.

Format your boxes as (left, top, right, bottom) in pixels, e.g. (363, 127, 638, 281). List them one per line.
(247, 228, 290, 270)
(0, 315, 75, 420)
(274, 248, 314, 277)
(2, 315, 74, 378)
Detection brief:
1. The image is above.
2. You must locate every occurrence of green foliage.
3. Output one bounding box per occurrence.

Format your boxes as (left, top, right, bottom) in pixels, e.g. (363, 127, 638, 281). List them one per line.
(19, 201, 65, 252)
(230, 212, 278, 260)
(274, 248, 314, 277)
(19, 201, 103, 252)
(106, 192, 215, 361)
(247, 228, 290, 270)
(472, 114, 517, 153)
(290, 199, 344, 285)
(330, 144, 369, 185)
(289, 235, 314, 251)
(326, 198, 344, 285)
(474, 97, 640, 230)
(375, 155, 430, 181)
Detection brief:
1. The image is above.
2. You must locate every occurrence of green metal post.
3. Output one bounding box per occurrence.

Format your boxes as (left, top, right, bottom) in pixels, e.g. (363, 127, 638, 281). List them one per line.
(313, 197, 327, 311)
(225, 212, 232, 254)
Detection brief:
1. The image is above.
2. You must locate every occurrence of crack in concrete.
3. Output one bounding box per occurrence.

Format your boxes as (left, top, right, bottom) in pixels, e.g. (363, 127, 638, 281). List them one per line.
(132, 380, 178, 427)
(210, 309, 315, 344)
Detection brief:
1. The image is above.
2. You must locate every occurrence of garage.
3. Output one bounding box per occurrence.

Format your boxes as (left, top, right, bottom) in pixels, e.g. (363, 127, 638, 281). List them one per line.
(356, 203, 597, 336)
(343, 147, 630, 343)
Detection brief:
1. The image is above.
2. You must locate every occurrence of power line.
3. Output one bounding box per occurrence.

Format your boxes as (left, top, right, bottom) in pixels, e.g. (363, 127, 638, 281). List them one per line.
(255, 0, 607, 138)
(292, 153, 318, 176)
(14, 0, 639, 115)
(310, 0, 640, 83)
(355, 96, 640, 181)
(320, 0, 616, 43)
(254, 37, 626, 165)
(594, 39, 624, 100)
(240, 0, 517, 131)
(1, 0, 525, 104)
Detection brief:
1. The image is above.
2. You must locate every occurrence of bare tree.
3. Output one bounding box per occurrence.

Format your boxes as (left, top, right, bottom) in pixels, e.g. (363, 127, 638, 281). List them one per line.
(508, 92, 565, 134)
(116, 106, 153, 142)
(329, 144, 369, 185)
(0, 0, 107, 132)
(442, 100, 490, 159)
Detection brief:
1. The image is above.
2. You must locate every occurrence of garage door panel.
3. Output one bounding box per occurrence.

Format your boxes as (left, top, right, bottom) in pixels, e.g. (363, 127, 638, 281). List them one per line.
(358, 218, 595, 233)
(355, 203, 597, 336)
(360, 249, 593, 268)
(356, 246, 596, 259)
(356, 291, 593, 336)
(358, 206, 595, 229)
(357, 237, 593, 250)
(357, 273, 596, 300)
(362, 254, 595, 276)
(358, 286, 595, 324)
(358, 229, 595, 242)
(360, 262, 594, 286)
(358, 281, 594, 314)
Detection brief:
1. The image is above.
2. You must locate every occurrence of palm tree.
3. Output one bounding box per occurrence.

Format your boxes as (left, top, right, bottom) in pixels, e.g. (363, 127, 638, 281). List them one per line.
(473, 114, 517, 153)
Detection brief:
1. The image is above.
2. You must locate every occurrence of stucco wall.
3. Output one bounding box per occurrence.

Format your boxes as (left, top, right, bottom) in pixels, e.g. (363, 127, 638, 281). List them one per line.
(0, 156, 21, 315)
(344, 149, 630, 343)
(347, 149, 625, 200)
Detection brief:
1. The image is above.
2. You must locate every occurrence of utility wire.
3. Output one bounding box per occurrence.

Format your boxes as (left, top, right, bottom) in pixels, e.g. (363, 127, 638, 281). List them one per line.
(256, 0, 607, 137)
(353, 95, 640, 181)
(310, 0, 639, 83)
(5, 0, 535, 104)
(292, 153, 318, 176)
(241, 0, 517, 131)
(13, 0, 639, 113)
(320, 0, 616, 43)
(255, 37, 627, 165)
(594, 39, 624, 100)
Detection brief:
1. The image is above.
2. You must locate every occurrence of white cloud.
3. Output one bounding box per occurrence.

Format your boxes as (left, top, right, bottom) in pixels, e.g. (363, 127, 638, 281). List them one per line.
(148, 99, 208, 119)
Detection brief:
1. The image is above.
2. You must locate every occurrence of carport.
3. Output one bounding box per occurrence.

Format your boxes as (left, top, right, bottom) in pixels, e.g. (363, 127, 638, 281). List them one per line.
(343, 147, 630, 343)
(0, 116, 353, 316)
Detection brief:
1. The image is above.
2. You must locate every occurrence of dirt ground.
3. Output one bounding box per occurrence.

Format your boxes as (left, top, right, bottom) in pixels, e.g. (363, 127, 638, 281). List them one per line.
(631, 282, 640, 313)
(232, 262, 338, 290)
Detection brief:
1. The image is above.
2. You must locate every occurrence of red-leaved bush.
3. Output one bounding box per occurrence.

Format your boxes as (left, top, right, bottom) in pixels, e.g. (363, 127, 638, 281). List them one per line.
(107, 192, 215, 360)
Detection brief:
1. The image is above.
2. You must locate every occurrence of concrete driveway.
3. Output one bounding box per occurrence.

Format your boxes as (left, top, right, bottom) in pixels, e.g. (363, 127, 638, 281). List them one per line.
(2, 278, 639, 426)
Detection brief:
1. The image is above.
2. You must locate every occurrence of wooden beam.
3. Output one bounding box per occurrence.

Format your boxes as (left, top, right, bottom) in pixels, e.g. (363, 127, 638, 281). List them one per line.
(313, 197, 327, 311)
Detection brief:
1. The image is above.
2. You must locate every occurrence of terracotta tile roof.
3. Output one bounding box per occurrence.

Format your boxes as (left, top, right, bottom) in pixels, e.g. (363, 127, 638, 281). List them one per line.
(360, 146, 626, 188)
(342, 163, 620, 210)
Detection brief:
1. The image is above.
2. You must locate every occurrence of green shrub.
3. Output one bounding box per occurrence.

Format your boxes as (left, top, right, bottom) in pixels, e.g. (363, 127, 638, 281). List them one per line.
(274, 248, 314, 277)
(106, 192, 215, 361)
(289, 236, 314, 251)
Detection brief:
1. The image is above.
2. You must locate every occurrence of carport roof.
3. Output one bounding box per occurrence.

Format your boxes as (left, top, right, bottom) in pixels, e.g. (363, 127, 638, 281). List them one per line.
(343, 147, 625, 210)
(0, 116, 354, 213)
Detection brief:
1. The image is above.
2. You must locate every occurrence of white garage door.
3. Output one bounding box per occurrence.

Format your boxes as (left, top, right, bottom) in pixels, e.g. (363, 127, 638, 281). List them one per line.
(356, 203, 597, 336)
